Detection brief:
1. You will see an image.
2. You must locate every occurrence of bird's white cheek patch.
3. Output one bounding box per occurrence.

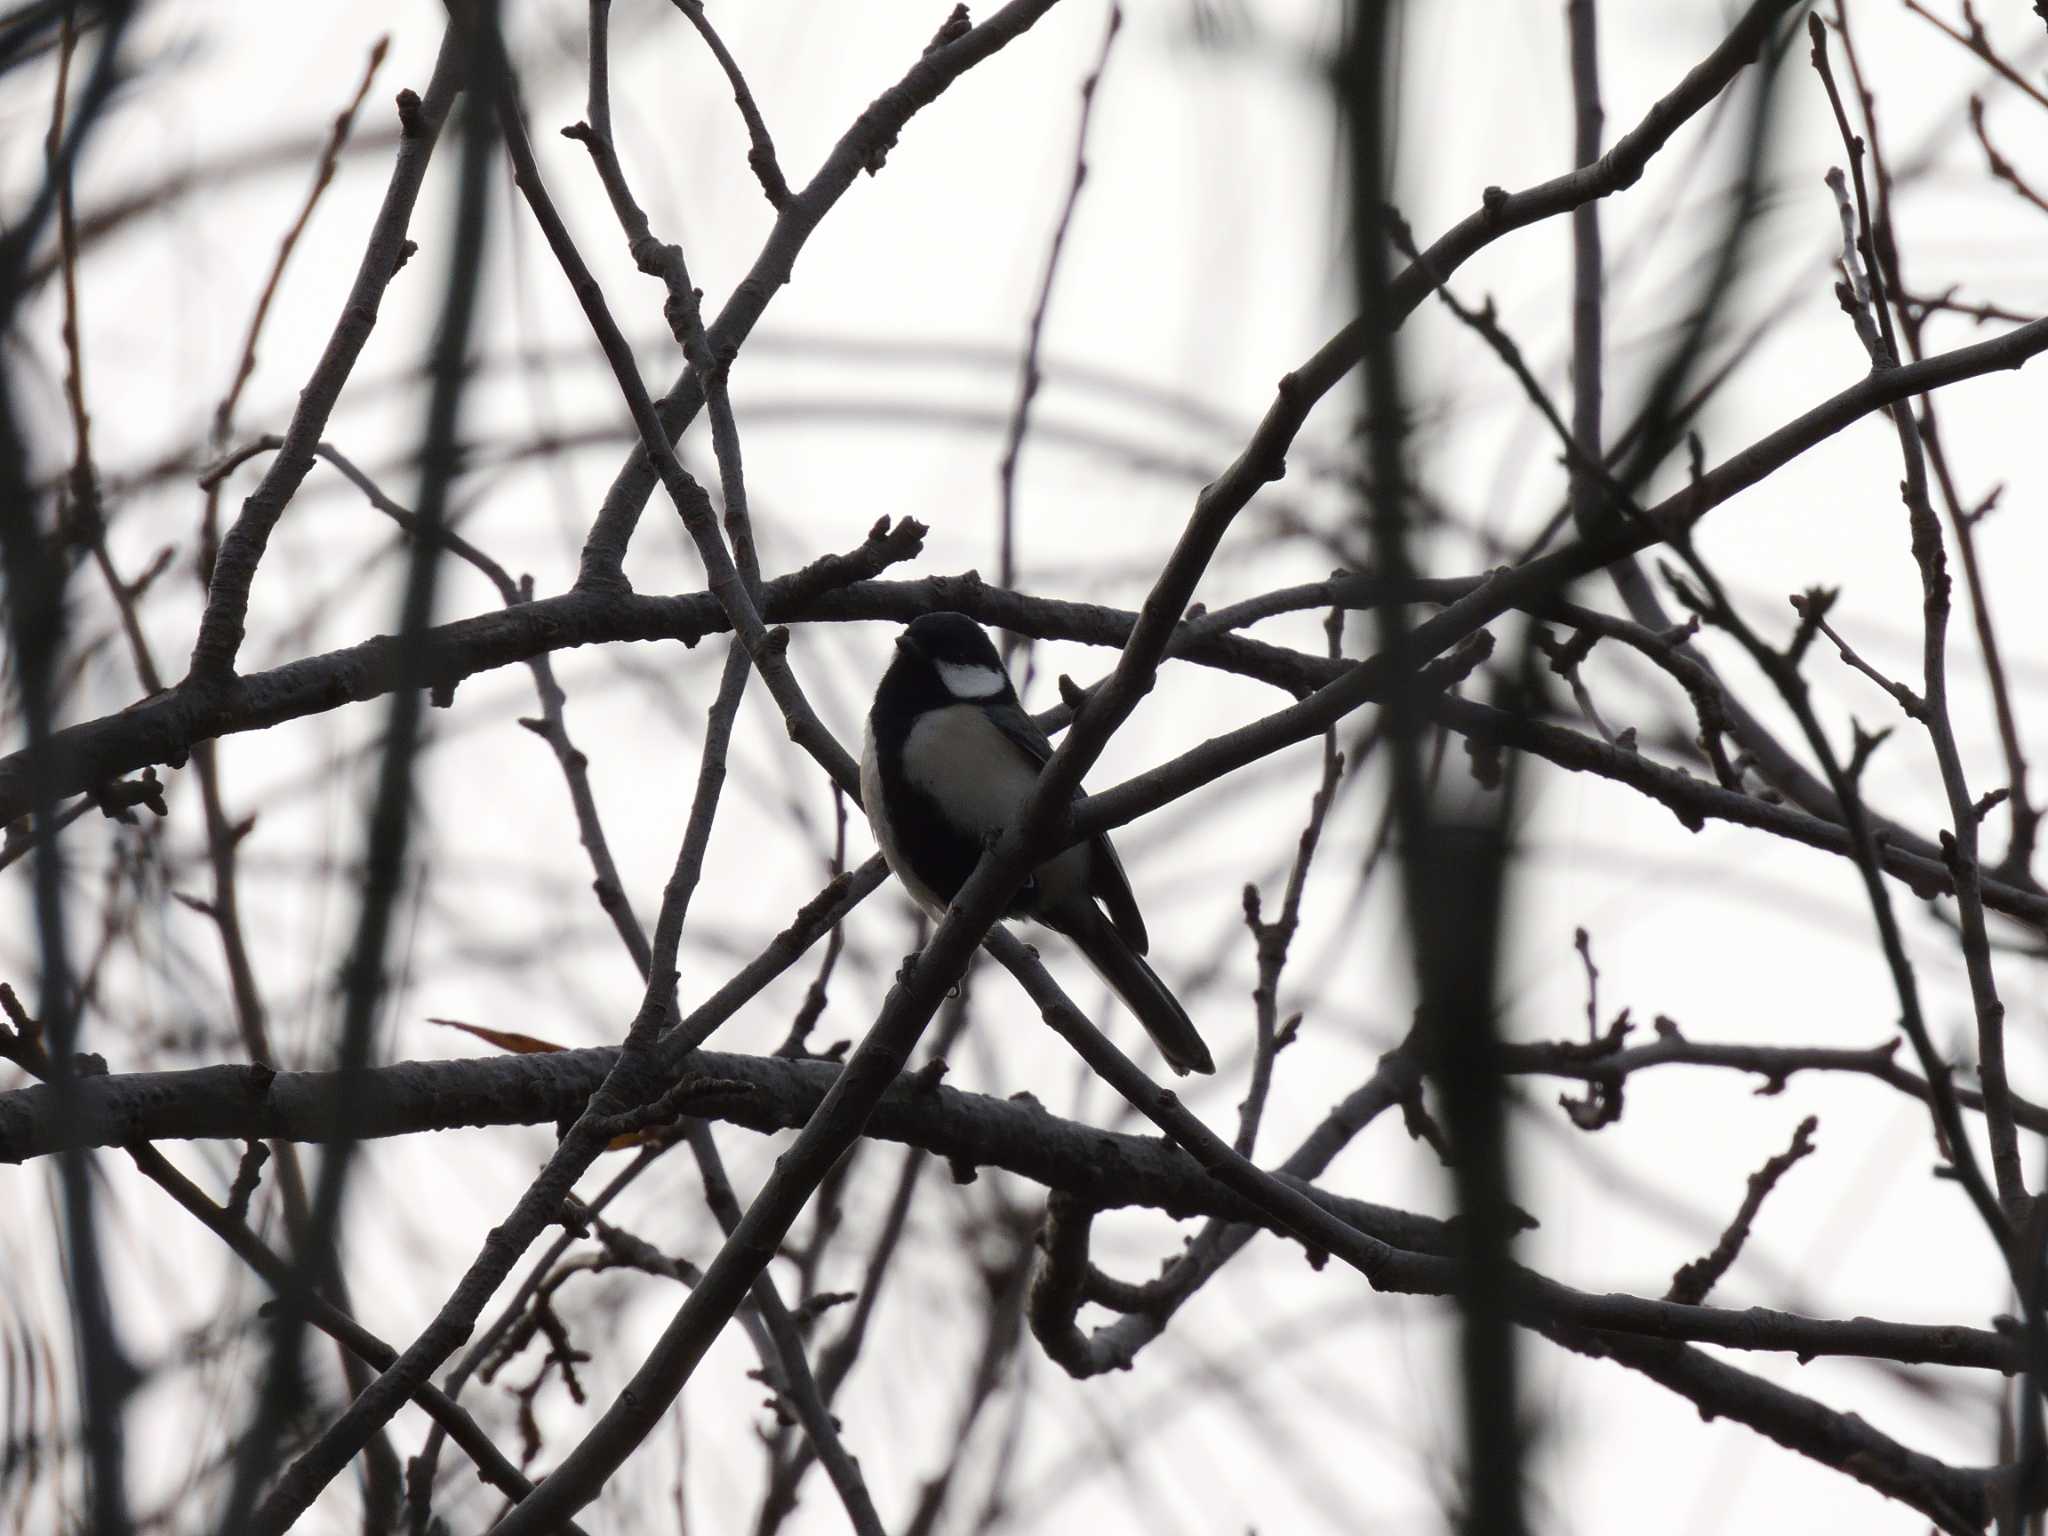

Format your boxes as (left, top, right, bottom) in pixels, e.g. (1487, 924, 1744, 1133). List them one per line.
(935, 661, 1007, 699)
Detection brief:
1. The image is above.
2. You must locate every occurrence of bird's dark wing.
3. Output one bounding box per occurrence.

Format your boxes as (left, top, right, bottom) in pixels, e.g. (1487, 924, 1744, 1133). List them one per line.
(1080, 826, 1148, 955)
(983, 699, 1150, 956)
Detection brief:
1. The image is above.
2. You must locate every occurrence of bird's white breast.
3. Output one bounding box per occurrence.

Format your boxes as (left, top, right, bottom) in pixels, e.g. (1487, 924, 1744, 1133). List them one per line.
(902, 705, 1091, 907)
(899, 705, 1040, 835)
(863, 705, 1092, 920)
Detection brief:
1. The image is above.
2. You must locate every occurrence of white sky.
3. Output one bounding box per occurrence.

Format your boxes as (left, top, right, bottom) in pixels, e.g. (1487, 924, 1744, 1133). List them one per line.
(5, 1, 2048, 1531)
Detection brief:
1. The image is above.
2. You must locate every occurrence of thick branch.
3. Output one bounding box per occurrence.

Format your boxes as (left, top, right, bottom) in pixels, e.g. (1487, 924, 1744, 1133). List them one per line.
(0, 1049, 2017, 1377)
(0, 519, 925, 826)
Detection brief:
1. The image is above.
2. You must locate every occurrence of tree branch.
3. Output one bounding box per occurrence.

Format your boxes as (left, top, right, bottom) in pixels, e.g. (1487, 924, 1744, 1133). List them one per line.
(0, 1047, 2018, 1377)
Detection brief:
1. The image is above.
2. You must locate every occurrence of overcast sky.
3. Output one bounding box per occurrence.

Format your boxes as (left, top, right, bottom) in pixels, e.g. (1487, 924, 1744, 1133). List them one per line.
(6, 2, 2048, 1531)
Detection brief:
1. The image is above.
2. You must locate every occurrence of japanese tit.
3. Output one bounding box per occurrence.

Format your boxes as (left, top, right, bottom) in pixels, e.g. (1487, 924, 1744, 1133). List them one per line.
(860, 612, 1214, 1076)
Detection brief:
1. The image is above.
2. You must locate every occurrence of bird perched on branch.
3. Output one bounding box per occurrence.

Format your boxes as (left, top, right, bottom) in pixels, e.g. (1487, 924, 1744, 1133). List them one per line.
(861, 611, 1214, 1075)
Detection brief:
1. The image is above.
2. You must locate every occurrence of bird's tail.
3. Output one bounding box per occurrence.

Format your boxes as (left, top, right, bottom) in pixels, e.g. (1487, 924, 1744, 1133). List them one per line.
(1064, 908, 1215, 1076)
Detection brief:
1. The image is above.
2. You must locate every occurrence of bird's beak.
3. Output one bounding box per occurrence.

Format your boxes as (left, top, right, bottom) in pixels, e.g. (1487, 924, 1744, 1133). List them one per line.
(895, 632, 921, 657)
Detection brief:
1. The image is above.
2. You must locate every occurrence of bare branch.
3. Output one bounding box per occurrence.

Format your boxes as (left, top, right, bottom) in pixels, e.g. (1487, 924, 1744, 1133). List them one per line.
(1666, 1116, 1819, 1305)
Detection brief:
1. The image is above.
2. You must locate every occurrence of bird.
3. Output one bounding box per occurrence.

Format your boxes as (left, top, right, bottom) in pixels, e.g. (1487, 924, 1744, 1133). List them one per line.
(860, 611, 1215, 1075)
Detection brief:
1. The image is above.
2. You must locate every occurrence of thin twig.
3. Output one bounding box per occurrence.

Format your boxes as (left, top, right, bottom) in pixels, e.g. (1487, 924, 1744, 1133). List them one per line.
(187, 30, 463, 684)
(558, 114, 765, 594)
(513, 86, 842, 785)
(1666, 1116, 1818, 1305)
(995, 2, 1119, 650)
(667, 0, 792, 208)
(1506, 1014, 2048, 1134)
(1830, 4, 2042, 884)
(899, 1222, 1033, 1536)
(1902, 0, 2048, 111)
(1387, 209, 1642, 522)
(405, 1141, 680, 1532)
(1237, 602, 1343, 1156)
(211, 36, 390, 445)
(1809, 14, 1899, 361)
(203, 433, 520, 596)
(684, 1122, 884, 1536)
(1968, 94, 2048, 214)
(1812, 13, 2023, 1216)
(755, 974, 978, 1533)
(779, 786, 850, 1058)
(576, 0, 1074, 585)
(1657, 543, 2013, 1258)
(1566, 0, 1607, 540)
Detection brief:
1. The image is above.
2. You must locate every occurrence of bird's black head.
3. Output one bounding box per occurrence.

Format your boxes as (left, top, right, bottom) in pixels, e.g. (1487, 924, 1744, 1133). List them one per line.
(881, 612, 1016, 712)
(901, 612, 1002, 669)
